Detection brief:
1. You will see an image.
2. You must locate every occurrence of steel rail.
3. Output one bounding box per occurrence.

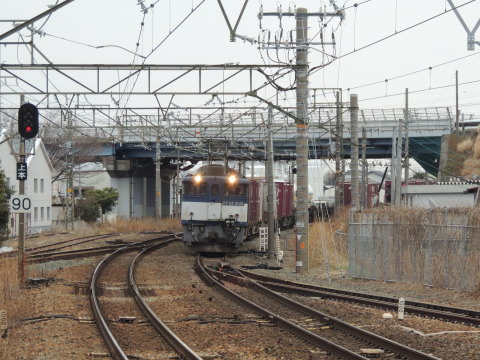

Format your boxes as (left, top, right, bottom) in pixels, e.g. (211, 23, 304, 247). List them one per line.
(128, 239, 202, 360)
(195, 255, 367, 360)
(207, 264, 442, 360)
(88, 234, 179, 360)
(27, 233, 120, 255)
(236, 268, 480, 327)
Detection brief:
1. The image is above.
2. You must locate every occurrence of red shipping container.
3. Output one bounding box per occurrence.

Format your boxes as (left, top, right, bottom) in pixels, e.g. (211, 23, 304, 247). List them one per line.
(276, 182, 294, 217)
(248, 179, 261, 222)
(343, 183, 379, 207)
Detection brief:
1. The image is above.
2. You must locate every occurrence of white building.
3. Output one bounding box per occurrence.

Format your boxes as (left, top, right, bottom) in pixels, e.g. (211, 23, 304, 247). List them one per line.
(0, 131, 53, 235)
(52, 162, 115, 225)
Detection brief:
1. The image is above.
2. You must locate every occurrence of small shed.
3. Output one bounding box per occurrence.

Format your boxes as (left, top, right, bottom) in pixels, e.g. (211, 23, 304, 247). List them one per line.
(402, 183, 479, 208)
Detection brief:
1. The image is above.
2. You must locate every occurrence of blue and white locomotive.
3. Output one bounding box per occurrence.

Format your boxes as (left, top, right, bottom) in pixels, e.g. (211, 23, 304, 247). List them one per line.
(181, 164, 253, 252)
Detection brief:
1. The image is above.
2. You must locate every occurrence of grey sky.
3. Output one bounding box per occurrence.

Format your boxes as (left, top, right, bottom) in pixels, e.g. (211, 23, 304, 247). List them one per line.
(1, 0, 480, 114)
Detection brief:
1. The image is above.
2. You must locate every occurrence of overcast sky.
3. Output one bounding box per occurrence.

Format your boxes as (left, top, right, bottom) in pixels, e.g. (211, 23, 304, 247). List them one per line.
(1, 0, 480, 115)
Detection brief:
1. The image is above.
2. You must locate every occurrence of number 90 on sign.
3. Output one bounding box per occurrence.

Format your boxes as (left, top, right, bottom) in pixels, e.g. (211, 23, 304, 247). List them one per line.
(9, 195, 32, 213)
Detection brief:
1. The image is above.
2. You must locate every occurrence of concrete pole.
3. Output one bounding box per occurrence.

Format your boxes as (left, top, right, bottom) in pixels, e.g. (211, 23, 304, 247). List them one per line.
(155, 135, 162, 219)
(361, 127, 367, 208)
(350, 94, 360, 209)
(335, 91, 343, 214)
(391, 127, 397, 205)
(404, 88, 410, 193)
(395, 120, 403, 204)
(295, 8, 309, 273)
(267, 107, 276, 257)
(456, 70, 460, 135)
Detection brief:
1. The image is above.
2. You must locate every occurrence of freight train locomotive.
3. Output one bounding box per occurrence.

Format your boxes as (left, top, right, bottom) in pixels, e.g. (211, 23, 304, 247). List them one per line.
(181, 164, 294, 252)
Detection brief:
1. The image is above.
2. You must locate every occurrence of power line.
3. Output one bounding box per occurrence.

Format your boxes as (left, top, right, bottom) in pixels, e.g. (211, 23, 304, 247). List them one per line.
(310, 0, 479, 74)
(345, 51, 480, 91)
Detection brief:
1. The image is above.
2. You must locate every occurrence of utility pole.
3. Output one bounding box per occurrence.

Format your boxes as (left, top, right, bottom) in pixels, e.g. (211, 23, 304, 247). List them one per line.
(254, 6, 343, 273)
(267, 107, 276, 257)
(295, 8, 310, 274)
(350, 94, 359, 209)
(335, 91, 344, 214)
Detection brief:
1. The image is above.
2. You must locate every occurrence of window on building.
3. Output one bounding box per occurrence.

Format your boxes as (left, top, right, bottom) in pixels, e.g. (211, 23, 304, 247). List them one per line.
(41, 207, 45, 221)
(40, 179, 44, 193)
(34, 207, 38, 221)
(6, 177, 10, 188)
(47, 207, 51, 221)
(34, 179, 38, 193)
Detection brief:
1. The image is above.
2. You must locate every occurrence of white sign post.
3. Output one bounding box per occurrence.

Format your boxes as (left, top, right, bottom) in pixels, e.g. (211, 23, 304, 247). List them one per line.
(9, 195, 32, 213)
(398, 297, 405, 320)
(0, 310, 7, 331)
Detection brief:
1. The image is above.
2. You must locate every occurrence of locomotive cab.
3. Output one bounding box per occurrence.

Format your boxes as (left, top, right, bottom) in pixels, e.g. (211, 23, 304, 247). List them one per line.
(181, 164, 250, 251)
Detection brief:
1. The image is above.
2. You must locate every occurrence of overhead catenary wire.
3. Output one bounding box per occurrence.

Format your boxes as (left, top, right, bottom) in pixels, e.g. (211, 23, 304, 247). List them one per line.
(309, 0, 479, 75)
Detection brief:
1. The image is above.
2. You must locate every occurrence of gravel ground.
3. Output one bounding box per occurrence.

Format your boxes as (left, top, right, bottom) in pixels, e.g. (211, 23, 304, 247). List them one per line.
(1, 231, 479, 360)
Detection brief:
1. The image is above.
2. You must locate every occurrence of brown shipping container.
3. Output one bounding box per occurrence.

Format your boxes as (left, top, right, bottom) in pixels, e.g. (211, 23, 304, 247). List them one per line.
(343, 183, 379, 207)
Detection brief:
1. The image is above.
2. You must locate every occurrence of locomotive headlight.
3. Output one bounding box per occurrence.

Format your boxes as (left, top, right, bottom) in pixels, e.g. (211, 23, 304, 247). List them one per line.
(228, 174, 237, 184)
(194, 174, 202, 183)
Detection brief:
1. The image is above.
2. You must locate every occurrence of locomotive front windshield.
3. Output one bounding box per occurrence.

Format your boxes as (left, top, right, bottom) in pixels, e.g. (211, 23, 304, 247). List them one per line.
(225, 183, 248, 196)
(183, 182, 207, 195)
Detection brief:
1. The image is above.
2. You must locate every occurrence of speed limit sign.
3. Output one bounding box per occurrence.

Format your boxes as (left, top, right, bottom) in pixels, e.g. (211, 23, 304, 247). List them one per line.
(9, 195, 32, 213)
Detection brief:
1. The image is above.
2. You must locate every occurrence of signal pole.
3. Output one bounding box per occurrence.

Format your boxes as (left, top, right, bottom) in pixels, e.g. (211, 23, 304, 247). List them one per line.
(18, 95, 26, 286)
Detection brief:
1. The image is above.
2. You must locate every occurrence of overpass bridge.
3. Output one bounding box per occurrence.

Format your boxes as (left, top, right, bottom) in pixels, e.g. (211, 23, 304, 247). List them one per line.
(86, 106, 453, 175)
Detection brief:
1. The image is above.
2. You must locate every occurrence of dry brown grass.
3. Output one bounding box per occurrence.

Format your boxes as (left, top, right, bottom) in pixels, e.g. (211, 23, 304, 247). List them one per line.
(88, 217, 183, 234)
(0, 257, 30, 326)
(457, 138, 474, 153)
(350, 207, 480, 291)
(308, 209, 350, 272)
(66, 217, 183, 236)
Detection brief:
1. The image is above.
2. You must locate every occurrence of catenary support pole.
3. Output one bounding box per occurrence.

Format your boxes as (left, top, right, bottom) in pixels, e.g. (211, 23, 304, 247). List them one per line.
(335, 91, 343, 214)
(456, 70, 460, 135)
(295, 8, 309, 273)
(404, 88, 409, 196)
(350, 94, 359, 209)
(155, 135, 162, 219)
(391, 127, 397, 205)
(361, 127, 367, 208)
(267, 106, 276, 257)
(395, 120, 403, 204)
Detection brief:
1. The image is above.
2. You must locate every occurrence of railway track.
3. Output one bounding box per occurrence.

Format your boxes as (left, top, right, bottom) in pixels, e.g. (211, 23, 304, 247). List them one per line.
(89, 233, 202, 360)
(25, 232, 170, 263)
(198, 257, 441, 360)
(233, 267, 480, 327)
(26, 233, 120, 255)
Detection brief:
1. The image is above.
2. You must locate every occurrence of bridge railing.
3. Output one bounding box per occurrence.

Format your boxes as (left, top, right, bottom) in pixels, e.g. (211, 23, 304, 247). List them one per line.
(75, 106, 454, 143)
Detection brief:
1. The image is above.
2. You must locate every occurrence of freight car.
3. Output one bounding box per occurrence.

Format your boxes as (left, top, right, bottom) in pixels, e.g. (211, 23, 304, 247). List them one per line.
(181, 164, 294, 252)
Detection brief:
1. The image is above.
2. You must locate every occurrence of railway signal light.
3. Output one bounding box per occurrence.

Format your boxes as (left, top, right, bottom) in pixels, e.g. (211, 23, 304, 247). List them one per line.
(18, 103, 39, 140)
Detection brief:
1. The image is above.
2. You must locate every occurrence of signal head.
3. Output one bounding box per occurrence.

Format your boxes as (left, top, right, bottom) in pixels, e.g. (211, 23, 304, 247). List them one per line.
(18, 103, 39, 140)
